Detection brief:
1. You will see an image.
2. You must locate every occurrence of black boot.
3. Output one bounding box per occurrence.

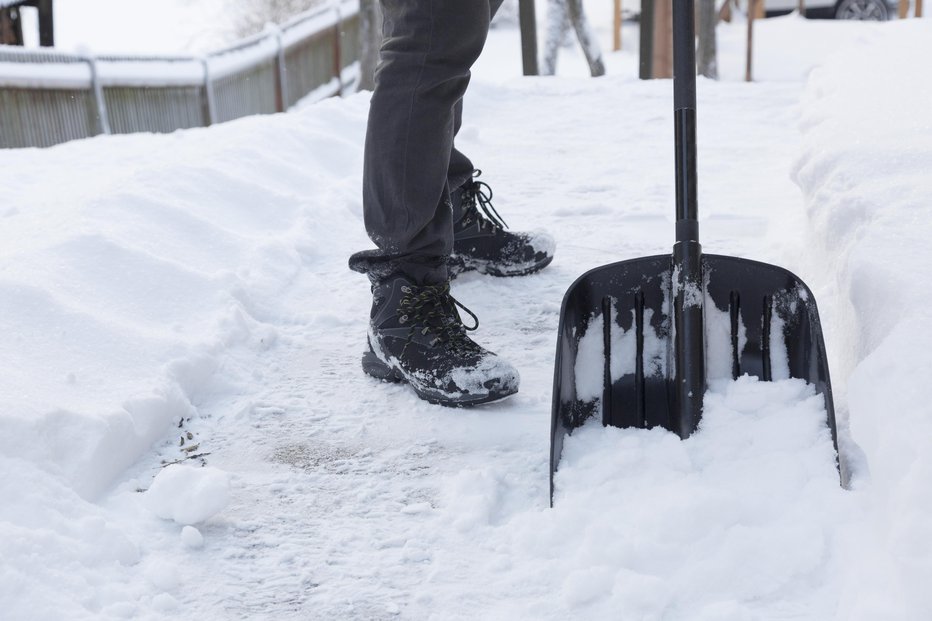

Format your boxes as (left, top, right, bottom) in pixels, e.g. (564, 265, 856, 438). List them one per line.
(355, 271, 520, 406)
(450, 171, 556, 277)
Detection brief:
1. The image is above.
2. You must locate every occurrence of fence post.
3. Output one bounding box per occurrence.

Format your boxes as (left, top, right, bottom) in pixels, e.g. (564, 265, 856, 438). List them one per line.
(82, 55, 110, 135)
(333, 6, 343, 96)
(200, 57, 216, 126)
(614, 0, 622, 51)
(746, 0, 758, 82)
(271, 26, 288, 112)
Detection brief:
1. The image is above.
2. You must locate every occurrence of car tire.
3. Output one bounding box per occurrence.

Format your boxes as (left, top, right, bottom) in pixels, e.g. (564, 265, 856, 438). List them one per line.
(834, 0, 889, 20)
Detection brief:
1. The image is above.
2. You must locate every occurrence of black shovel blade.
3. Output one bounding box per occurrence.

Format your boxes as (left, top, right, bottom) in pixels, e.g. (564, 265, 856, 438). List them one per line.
(550, 253, 838, 503)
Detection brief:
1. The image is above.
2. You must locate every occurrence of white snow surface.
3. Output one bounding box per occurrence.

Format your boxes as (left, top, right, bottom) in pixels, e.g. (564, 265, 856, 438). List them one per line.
(144, 465, 231, 525)
(2, 12, 932, 621)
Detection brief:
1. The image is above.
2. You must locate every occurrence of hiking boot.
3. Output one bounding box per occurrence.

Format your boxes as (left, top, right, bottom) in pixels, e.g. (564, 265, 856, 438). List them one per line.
(360, 274, 520, 406)
(450, 171, 556, 277)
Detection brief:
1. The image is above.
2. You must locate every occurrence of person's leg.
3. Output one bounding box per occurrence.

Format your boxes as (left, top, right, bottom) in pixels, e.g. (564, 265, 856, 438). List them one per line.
(444, 0, 556, 278)
(360, 0, 492, 285)
(352, 0, 519, 406)
(447, 0, 506, 192)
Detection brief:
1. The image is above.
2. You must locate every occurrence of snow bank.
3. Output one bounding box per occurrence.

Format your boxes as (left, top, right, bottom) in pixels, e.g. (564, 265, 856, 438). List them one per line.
(793, 18, 932, 619)
(0, 94, 370, 620)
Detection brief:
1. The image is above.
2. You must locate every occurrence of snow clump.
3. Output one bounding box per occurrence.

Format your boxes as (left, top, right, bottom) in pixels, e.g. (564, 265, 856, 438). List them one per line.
(144, 465, 231, 525)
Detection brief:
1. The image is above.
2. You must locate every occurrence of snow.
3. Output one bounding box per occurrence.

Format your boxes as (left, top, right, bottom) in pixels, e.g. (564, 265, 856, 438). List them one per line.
(95, 58, 205, 88)
(2, 6, 932, 621)
(550, 376, 846, 620)
(0, 56, 91, 88)
(792, 19, 932, 618)
(180, 525, 205, 549)
(144, 465, 231, 525)
(206, 33, 280, 80)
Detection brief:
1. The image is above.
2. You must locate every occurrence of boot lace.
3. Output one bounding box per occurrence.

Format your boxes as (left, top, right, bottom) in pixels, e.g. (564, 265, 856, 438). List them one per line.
(460, 170, 508, 233)
(399, 282, 479, 353)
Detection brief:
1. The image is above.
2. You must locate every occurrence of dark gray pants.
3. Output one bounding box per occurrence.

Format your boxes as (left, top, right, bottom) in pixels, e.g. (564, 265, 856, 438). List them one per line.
(361, 0, 504, 284)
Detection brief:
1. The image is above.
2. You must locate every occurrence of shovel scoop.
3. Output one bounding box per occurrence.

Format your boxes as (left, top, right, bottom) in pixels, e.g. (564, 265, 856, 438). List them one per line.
(549, 0, 838, 504)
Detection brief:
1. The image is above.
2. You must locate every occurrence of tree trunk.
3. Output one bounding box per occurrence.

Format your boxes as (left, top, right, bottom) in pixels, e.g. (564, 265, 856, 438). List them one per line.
(697, 0, 718, 79)
(358, 0, 382, 91)
(565, 0, 606, 76)
(541, 0, 568, 76)
(652, 0, 673, 79)
(543, 0, 605, 77)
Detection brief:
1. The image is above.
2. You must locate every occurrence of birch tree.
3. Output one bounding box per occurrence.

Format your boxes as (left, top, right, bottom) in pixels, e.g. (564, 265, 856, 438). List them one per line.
(696, 0, 718, 79)
(541, 0, 605, 77)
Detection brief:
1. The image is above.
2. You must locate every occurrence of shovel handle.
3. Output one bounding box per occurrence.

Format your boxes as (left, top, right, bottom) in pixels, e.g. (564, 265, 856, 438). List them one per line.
(673, 0, 699, 240)
(671, 0, 704, 438)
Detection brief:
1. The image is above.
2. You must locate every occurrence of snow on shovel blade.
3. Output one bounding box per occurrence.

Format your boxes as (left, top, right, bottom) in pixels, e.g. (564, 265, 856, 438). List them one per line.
(549, 253, 839, 505)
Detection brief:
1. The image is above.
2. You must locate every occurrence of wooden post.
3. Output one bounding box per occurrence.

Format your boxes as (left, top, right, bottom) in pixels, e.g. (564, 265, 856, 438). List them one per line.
(746, 0, 757, 82)
(36, 0, 54, 46)
(614, 0, 622, 51)
(797, 0, 807, 16)
(640, 0, 654, 78)
(917, 0, 923, 16)
(0, 7, 24, 46)
(652, 0, 673, 79)
(518, 0, 539, 75)
(899, 0, 909, 18)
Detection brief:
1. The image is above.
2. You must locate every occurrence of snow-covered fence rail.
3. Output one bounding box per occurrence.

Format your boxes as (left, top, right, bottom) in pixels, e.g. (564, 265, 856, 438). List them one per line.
(0, 0, 359, 149)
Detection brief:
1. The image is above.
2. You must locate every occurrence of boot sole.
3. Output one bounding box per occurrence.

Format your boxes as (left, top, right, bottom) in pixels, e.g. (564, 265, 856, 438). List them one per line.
(361, 348, 518, 407)
(451, 254, 554, 278)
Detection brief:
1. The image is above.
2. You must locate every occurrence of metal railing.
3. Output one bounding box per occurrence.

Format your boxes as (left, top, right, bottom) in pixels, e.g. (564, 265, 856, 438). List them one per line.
(0, 0, 360, 149)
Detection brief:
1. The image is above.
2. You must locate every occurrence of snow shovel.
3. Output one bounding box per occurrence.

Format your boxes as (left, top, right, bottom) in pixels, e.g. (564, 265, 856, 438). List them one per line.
(549, 0, 839, 505)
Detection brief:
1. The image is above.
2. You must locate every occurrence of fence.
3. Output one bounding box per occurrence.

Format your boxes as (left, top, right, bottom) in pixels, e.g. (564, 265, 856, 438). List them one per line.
(0, 0, 360, 149)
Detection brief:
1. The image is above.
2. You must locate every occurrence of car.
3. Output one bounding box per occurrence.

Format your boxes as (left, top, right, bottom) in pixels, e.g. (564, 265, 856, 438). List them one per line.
(619, 0, 897, 22)
(765, 0, 896, 20)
